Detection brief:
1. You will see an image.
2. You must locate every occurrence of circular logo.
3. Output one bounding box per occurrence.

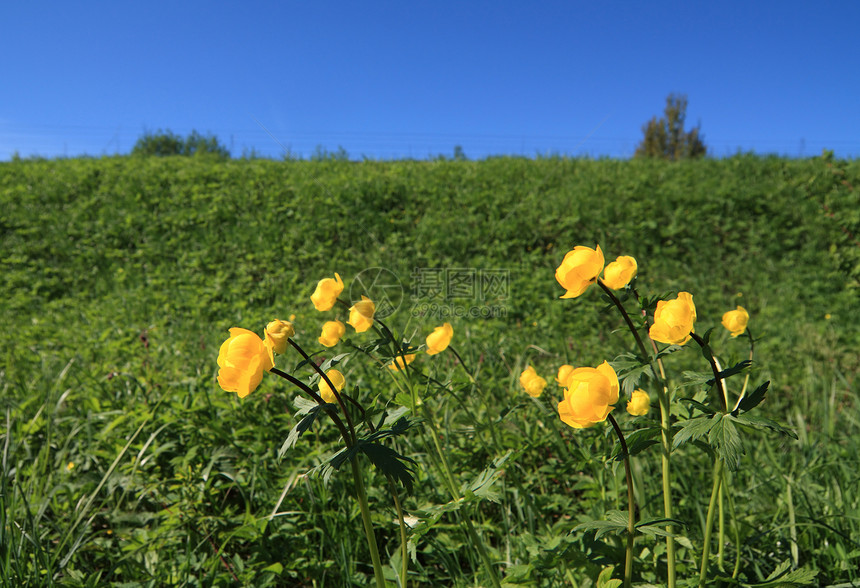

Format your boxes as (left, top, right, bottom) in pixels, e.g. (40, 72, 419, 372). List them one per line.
(349, 267, 404, 319)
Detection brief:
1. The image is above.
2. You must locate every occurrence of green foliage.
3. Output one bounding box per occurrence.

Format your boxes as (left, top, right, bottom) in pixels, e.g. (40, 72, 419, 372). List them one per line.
(0, 154, 857, 585)
(635, 93, 707, 160)
(131, 128, 230, 158)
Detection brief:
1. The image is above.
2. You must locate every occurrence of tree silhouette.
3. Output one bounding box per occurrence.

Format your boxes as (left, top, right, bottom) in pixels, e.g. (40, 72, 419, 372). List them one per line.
(635, 94, 706, 160)
(132, 129, 230, 158)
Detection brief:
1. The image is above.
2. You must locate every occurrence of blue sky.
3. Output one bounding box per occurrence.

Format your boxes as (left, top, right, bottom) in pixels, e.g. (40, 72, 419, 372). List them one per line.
(2, 1, 858, 160)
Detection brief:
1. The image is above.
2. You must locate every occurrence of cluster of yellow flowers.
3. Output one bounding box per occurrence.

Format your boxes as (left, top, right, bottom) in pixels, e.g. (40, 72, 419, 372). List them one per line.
(217, 252, 749, 437)
(522, 243, 749, 430)
(555, 244, 637, 298)
(216, 272, 455, 400)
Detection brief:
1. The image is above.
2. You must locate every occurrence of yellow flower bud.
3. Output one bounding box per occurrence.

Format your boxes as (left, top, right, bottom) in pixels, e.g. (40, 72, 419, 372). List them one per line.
(319, 320, 346, 347)
(556, 364, 575, 387)
(602, 255, 638, 290)
(265, 319, 294, 355)
(520, 365, 548, 398)
(388, 354, 416, 371)
(626, 389, 650, 416)
(319, 368, 346, 403)
(721, 306, 749, 337)
(347, 296, 375, 333)
(425, 323, 453, 355)
(555, 245, 604, 298)
(310, 273, 344, 311)
(217, 328, 275, 398)
(557, 361, 619, 428)
(649, 292, 697, 345)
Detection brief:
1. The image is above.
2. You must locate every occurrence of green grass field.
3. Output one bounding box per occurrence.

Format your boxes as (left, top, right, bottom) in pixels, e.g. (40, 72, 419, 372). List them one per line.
(1, 154, 858, 586)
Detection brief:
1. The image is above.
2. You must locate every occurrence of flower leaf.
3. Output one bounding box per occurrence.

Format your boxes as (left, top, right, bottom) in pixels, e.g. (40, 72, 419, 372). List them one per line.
(279, 403, 324, 458)
(574, 510, 629, 540)
(359, 442, 416, 493)
(732, 380, 769, 416)
(734, 413, 798, 439)
(707, 360, 752, 386)
(678, 397, 718, 415)
(708, 413, 743, 471)
(612, 427, 661, 460)
(673, 415, 718, 450)
(460, 450, 513, 504)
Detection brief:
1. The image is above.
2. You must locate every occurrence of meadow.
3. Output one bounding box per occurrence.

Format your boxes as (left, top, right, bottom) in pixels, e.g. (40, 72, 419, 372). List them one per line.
(1, 153, 858, 586)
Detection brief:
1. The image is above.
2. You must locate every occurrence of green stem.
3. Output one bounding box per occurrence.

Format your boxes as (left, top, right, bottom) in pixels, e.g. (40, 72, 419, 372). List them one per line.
(656, 385, 677, 588)
(288, 339, 357, 442)
(421, 402, 502, 588)
(740, 328, 755, 397)
(689, 333, 727, 412)
(269, 367, 352, 447)
(598, 281, 649, 359)
(718, 478, 725, 570)
(698, 457, 724, 587)
(607, 413, 635, 588)
(725, 471, 742, 579)
(448, 344, 475, 383)
(387, 476, 409, 587)
(602, 282, 675, 587)
(351, 458, 387, 588)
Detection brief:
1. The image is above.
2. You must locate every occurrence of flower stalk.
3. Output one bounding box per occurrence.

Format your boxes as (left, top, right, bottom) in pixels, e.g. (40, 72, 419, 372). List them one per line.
(607, 413, 636, 588)
(599, 280, 676, 588)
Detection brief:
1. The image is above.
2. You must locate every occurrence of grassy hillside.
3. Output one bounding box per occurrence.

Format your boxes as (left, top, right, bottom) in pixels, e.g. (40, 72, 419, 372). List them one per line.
(1, 154, 858, 586)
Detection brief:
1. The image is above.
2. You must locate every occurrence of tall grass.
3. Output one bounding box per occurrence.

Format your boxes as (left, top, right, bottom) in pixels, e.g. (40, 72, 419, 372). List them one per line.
(1, 154, 857, 585)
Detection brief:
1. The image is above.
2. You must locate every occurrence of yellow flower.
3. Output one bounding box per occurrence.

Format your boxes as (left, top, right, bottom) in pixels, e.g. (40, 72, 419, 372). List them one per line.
(217, 328, 275, 398)
(425, 323, 453, 355)
(626, 389, 650, 416)
(348, 296, 375, 333)
(721, 306, 749, 337)
(388, 354, 416, 371)
(310, 273, 344, 311)
(556, 364, 575, 387)
(649, 292, 697, 345)
(265, 319, 294, 355)
(520, 365, 548, 398)
(319, 320, 346, 347)
(602, 255, 638, 290)
(555, 245, 604, 298)
(319, 368, 345, 403)
(557, 361, 619, 428)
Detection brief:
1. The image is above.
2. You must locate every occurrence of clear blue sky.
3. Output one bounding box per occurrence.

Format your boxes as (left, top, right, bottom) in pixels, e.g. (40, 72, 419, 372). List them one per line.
(2, 1, 859, 160)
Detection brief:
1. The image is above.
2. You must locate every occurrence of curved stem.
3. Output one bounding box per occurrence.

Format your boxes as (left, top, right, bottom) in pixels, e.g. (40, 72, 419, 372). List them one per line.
(598, 281, 649, 359)
(607, 413, 635, 588)
(269, 367, 352, 447)
(689, 333, 727, 412)
(448, 344, 475, 383)
(699, 457, 724, 587)
(288, 339, 357, 442)
(739, 327, 755, 398)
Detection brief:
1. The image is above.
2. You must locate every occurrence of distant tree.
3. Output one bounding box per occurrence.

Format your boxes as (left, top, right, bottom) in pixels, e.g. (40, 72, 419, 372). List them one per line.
(634, 94, 706, 160)
(132, 129, 230, 158)
(310, 145, 349, 161)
